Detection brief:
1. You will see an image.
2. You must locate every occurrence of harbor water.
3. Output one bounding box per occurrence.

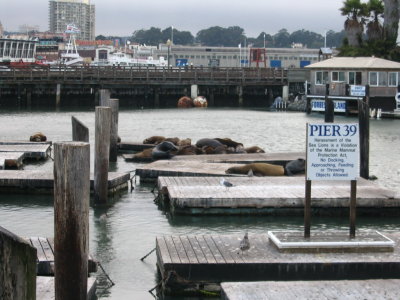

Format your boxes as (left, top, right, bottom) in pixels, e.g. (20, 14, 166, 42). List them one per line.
(0, 107, 399, 299)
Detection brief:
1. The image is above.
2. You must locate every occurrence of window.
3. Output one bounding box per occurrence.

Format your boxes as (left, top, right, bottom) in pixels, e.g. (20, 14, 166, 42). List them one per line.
(389, 72, 398, 86)
(316, 71, 328, 85)
(378, 72, 387, 86)
(369, 72, 378, 86)
(349, 71, 362, 85)
(332, 71, 345, 82)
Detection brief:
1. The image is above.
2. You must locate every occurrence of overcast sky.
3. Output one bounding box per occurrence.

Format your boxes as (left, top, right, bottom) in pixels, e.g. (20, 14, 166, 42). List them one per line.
(0, 0, 345, 37)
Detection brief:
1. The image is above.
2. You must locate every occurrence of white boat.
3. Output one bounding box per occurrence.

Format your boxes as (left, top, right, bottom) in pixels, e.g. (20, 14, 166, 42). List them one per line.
(91, 52, 167, 67)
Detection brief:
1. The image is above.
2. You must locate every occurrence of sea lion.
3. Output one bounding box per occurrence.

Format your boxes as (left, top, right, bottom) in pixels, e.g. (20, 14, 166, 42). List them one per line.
(176, 145, 203, 155)
(152, 141, 179, 160)
(225, 163, 285, 176)
(177, 138, 191, 147)
(245, 146, 265, 153)
(214, 138, 244, 148)
(133, 148, 153, 159)
(29, 132, 47, 142)
(196, 138, 224, 149)
(284, 158, 306, 176)
(143, 136, 165, 145)
(202, 145, 227, 154)
(165, 137, 180, 145)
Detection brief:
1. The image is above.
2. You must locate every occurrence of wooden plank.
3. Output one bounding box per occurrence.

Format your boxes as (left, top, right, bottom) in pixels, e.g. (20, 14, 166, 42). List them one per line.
(195, 235, 217, 264)
(171, 236, 190, 264)
(179, 236, 199, 264)
(186, 236, 208, 264)
(203, 235, 226, 264)
(163, 236, 181, 264)
(0, 144, 51, 159)
(156, 237, 172, 264)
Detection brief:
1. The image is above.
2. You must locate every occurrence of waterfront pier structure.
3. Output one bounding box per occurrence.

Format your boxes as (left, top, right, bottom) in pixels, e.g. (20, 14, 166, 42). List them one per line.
(0, 66, 301, 108)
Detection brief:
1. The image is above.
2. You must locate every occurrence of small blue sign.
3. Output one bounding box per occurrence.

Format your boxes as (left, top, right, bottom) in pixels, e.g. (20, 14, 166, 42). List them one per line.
(176, 59, 188, 67)
(270, 60, 281, 68)
(240, 59, 249, 64)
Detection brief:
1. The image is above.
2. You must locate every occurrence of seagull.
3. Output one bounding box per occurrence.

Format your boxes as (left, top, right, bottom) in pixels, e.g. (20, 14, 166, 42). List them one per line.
(238, 232, 250, 255)
(220, 178, 233, 190)
(247, 169, 254, 177)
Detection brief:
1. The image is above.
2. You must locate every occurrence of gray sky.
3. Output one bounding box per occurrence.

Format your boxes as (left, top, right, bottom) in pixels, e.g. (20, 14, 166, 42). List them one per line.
(0, 0, 345, 37)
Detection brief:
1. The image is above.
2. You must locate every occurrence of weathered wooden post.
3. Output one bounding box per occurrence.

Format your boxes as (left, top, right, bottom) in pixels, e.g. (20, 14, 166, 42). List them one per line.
(94, 106, 111, 204)
(109, 99, 119, 162)
(358, 85, 370, 179)
(99, 89, 110, 106)
(54, 142, 90, 300)
(56, 83, 61, 109)
(324, 83, 334, 122)
(0, 226, 37, 300)
(71, 116, 89, 142)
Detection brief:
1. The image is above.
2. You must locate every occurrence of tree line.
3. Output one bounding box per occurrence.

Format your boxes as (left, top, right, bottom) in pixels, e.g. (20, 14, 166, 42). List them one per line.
(96, 27, 346, 49)
(339, 0, 400, 60)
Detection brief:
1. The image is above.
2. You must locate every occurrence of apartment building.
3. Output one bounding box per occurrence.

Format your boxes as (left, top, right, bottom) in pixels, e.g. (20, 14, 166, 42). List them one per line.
(49, 0, 95, 40)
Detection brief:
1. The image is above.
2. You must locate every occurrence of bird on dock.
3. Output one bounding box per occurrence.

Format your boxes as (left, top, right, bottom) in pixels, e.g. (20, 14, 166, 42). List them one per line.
(238, 232, 250, 255)
(247, 169, 254, 177)
(220, 178, 233, 190)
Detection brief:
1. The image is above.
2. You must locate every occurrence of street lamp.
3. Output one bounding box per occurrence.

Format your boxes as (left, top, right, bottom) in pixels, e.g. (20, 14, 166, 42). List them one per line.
(171, 25, 174, 45)
(166, 39, 171, 68)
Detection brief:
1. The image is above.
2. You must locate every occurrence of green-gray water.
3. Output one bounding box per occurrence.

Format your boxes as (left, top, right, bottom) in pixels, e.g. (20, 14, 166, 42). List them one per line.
(0, 108, 399, 299)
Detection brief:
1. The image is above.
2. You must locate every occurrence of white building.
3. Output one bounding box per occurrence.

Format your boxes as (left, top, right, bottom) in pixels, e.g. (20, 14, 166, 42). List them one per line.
(49, 0, 95, 40)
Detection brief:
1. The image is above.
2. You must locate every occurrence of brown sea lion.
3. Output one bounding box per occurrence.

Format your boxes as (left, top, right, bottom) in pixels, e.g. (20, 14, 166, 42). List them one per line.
(196, 138, 224, 148)
(133, 148, 153, 159)
(245, 146, 265, 153)
(225, 163, 285, 176)
(177, 138, 191, 147)
(176, 145, 203, 155)
(29, 132, 47, 142)
(202, 145, 227, 154)
(143, 136, 165, 145)
(165, 137, 180, 145)
(152, 141, 179, 160)
(214, 138, 243, 148)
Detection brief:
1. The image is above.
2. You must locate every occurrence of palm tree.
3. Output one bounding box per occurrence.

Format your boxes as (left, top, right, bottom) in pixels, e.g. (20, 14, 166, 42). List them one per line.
(340, 0, 368, 47)
(366, 0, 384, 41)
(383, 0, 400, 44)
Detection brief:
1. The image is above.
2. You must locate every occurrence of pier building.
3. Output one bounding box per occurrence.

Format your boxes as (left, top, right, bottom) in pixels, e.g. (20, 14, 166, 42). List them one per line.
(0, 37, 38, 63)
(306, 57, 400, 111)
(49, 0, 95, 40)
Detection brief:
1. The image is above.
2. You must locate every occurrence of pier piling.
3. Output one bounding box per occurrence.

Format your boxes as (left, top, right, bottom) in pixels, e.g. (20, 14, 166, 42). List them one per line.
(94, 106, 111, 204)
(99, 89, 110, 106)
(71, 116, 89, 142)
(324, 84, 334, 123)
(53, 142, 90, 300)
(109, 99, 119, 162)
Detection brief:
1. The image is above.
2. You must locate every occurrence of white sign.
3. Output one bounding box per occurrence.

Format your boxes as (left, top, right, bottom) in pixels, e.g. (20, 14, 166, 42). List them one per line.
(306, 123, 359, 180)
(350, 85, 365, 96)
(311, 99, 346, 112)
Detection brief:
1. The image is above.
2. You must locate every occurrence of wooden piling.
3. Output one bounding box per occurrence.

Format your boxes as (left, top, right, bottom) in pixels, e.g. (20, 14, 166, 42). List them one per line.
(71, 116, 89, 142)
(0, 226, 37, 300)
(350, 180, 357, 238)
(358, 86, 370, 179)
(94, 106, 111, 204)
(304, 180, 312, 238)
(99, 89, 110, 106)
(56, 84, 61, 109)
(109, 99, 119, 162)
(324, 84, 334, 123)
(53, 142, 90, 300)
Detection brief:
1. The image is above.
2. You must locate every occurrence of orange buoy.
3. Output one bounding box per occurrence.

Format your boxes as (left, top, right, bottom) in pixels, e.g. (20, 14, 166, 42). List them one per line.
(177, 96, 194, 108)
(193, 96, 208, 107)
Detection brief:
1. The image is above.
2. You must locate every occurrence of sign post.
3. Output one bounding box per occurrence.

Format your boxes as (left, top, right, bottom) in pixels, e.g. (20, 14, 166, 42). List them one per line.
(306, 123, 360, 238)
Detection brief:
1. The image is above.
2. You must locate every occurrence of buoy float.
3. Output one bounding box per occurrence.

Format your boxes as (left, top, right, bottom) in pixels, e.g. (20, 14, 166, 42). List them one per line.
(177, 96, 194, 108)
(193, 96, 208, 107)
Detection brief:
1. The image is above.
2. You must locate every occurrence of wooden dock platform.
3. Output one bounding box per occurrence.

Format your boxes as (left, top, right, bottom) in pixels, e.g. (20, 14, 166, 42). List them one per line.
(37, 276, 96, 300)
(0, 170, 130, 193)
(221, 279, 400, 300)
(0, 143, 51, 159)
(156, 233, 400, 296)
(118, 141, 155, 152)
(26, 237, 97, 276)
(157, 176, 399, 215)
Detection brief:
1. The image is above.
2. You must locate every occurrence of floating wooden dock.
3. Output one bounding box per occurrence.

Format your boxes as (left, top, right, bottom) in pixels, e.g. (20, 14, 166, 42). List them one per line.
(156, 176, 400, 215)
(0, 143, 51, 159)
(0, 170, 130, 193)
(118, 141, 155, 152)
(156, 233, 400, 296)
(221, 279, 400, 300)
(37, 276, 96, 300)
(26, 237, 97, 276)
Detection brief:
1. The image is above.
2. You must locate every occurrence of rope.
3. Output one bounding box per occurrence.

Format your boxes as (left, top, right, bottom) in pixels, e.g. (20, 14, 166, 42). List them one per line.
(140, 247, 156, 261)
(129, 170, 136, 192)
(97, 261, 115, 287)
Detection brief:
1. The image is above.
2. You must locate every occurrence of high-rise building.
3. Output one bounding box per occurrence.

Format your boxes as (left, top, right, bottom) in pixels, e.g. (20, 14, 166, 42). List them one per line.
(0, 21, 4, 37)
(49, 0, 95, 40)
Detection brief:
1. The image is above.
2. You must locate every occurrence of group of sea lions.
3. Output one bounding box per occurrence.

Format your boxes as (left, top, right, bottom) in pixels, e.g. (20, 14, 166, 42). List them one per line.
(134, 136, 266, 160)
